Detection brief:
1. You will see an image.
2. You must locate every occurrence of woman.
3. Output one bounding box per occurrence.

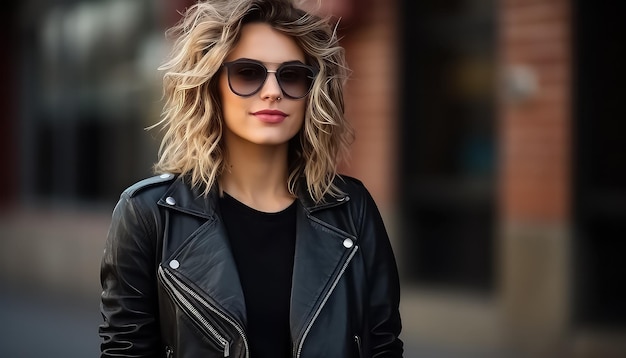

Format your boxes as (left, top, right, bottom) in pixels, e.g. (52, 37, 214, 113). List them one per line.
(99, 0, 403, 357)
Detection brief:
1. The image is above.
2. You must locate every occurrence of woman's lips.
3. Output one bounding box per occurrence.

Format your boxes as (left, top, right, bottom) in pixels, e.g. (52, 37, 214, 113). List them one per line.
(253, 109, 287, 123)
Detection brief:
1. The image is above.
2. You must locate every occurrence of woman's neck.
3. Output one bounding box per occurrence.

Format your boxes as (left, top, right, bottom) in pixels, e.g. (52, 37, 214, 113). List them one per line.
(220, 138, 295, 213)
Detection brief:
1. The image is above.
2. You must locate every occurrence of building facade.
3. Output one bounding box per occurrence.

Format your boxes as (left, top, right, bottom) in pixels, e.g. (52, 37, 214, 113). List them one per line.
(2, 0, 625, 356)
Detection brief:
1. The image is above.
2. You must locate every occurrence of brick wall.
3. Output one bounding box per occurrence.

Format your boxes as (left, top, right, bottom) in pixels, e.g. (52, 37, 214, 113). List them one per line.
(340, 0, 399, 212)
(499, 0, 571, 224)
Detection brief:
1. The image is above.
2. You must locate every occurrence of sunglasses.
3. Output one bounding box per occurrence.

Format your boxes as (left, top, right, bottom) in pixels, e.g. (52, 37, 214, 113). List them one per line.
(222, 59, 318, 99)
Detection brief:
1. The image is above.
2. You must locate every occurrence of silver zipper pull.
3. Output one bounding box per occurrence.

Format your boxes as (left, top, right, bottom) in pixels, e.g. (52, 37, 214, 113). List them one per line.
(224, 341, 230, 357)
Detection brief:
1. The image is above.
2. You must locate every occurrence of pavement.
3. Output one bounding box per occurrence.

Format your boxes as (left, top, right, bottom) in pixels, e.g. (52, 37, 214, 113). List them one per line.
(0, 286, 101, 357)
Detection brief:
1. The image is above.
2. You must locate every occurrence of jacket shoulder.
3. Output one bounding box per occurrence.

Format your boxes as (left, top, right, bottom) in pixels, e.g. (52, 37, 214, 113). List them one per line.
(122, 173, 177, 198)
(335, 174, 367, 194)
(333, 174, 378, 207)
(336, 174, 364, 187)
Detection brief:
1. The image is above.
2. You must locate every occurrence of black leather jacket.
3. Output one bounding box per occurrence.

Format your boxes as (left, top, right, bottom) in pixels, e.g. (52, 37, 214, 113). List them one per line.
(99, 174, 403, 357)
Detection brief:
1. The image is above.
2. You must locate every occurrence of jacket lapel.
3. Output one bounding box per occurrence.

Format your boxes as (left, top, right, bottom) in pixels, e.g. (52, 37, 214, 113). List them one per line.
(158, 178, 247, 325)
(290, 201, 355, 342)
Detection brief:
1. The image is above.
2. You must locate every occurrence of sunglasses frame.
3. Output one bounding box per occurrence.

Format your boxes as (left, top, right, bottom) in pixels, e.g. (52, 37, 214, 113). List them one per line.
(222, 59, 319, 99)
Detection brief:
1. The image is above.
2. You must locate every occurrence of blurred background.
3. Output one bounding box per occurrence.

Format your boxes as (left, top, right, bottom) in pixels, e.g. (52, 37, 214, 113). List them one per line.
(1, 0, 625, 356)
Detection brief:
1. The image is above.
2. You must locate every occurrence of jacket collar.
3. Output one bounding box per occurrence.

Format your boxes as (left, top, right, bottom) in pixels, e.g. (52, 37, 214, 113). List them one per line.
(157, 175, 350, 217)
(156, 175, 218, 219)
(294, 177, 351, 213)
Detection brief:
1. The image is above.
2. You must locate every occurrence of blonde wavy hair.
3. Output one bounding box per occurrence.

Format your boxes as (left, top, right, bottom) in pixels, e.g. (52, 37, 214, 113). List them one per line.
(151, 0, 354, 203)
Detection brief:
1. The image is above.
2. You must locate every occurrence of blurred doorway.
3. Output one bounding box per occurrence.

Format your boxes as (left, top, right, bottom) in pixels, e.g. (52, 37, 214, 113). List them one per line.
(399, 0, 497, 292)
(572, 0, 626, 328)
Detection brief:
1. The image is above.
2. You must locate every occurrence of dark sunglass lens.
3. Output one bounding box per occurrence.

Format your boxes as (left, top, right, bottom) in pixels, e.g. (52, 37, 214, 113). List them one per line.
(228, 62, 266, 96)
(277, 66, 315, 99)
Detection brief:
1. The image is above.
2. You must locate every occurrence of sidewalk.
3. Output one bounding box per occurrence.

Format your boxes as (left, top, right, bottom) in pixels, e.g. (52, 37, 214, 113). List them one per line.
(0, 204, 111, 298)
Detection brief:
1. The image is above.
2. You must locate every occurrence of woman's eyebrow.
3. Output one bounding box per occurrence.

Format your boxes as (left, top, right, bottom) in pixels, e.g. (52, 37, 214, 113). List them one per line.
(230, 58, 307, 66)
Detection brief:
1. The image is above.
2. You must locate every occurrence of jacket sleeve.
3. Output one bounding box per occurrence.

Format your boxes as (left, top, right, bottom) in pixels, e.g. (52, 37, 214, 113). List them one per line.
(99, 193, 164, 358)
(357, 185, 404, 357)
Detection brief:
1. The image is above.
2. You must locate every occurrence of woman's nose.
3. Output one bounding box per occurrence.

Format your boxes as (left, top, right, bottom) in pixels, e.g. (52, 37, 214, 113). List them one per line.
(260, 71, 282, 100)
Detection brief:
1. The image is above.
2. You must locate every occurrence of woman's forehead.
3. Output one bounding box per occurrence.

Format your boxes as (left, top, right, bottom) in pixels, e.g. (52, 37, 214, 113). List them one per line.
(226, 22, 305, 63)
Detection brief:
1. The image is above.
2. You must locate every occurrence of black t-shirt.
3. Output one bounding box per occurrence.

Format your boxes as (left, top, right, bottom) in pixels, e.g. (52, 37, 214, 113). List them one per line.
(219, 192, 297, 358)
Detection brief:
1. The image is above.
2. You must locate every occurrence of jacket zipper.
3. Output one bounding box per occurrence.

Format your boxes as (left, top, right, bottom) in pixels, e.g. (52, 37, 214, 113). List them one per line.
(354, 335, 362, 358)
(159, 266, 230, 356)
(158, 266, 249, 358)
(295, 246, 358, 357)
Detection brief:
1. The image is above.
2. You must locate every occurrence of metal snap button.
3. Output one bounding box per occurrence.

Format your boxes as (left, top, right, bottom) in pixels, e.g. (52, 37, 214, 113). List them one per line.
(165, 197, 176, 205)
(169, 260, 180, 269)
(343, 238, 354, 248)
